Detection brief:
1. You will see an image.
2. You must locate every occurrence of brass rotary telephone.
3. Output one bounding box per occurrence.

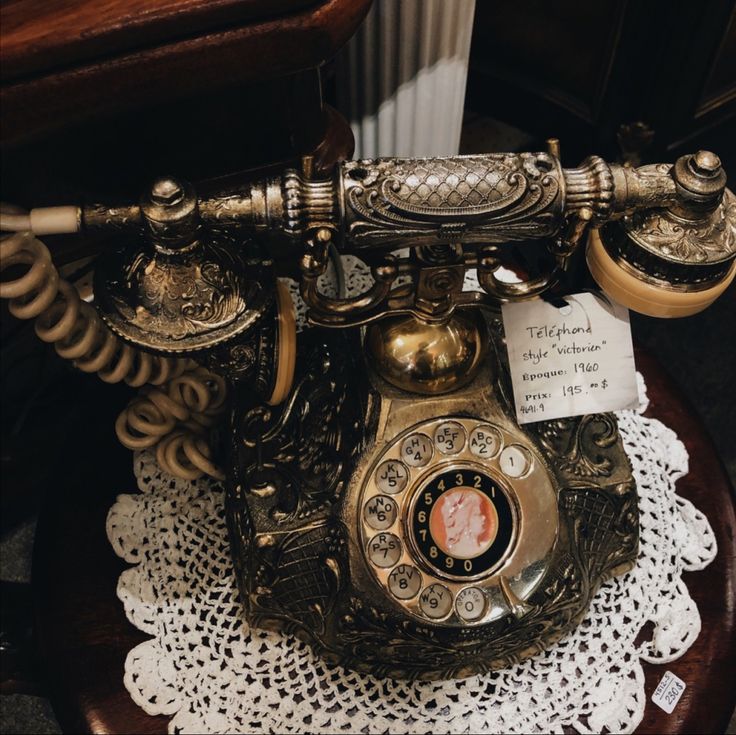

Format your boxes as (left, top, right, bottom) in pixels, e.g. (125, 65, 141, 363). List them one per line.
(1, 146, 734, 679)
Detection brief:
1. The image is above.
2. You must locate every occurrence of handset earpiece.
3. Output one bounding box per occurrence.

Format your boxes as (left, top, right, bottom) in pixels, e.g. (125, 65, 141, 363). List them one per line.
(586, 151, 736, 317)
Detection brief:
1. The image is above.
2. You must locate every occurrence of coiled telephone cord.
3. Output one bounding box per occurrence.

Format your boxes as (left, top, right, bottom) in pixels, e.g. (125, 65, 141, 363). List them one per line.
(115, 367, 227, 480)
(0, 225, 226, 481)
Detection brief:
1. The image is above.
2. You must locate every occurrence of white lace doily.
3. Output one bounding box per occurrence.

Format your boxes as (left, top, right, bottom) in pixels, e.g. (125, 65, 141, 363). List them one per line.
(105, 261, 717, 734)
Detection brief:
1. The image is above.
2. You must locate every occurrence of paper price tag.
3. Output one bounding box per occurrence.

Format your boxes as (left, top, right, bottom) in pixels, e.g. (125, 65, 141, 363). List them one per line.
(651, 671, 686, 714)
(501, 292, 638, 424)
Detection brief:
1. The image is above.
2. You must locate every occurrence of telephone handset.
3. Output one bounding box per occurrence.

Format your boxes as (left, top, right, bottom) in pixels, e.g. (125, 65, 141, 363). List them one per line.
(1, 147, 734, 679)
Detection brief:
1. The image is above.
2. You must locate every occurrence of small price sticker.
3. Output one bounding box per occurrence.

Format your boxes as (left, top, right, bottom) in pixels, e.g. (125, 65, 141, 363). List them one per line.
(501, 292, 639, 424)
(651, 671, 686, 714)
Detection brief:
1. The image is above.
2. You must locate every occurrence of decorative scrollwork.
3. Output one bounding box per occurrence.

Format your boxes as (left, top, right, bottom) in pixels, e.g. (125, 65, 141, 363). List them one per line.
(321, 478, 637, 680)
(248, 520, 347, 640)
(225, 326, 639, 680)
(530, 413, 620, 478)
(341, 153, 563, 248)
(626, 188, 736, 264)
(204, 307, 277, 396)
(118, 252, 247, 341)
(95, 230, 273, 353)
(82, 203, 142, 232)
(233, 334, 367, 524)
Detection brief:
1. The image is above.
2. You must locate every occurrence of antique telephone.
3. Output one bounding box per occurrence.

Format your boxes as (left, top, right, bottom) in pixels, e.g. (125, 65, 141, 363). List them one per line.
(1, 146, 734, 680)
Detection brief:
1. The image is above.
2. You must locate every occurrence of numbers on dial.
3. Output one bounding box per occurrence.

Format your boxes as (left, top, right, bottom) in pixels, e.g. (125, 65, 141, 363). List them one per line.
(455, 587, 486, 621)
(499, 445, 532, 478)
(401, 433, 433, 467)
(364, 495, 398, 530)
(468, 425, 502, 459)
(388, 564, 422, 600)
(419, 583, 453, 619)
(362, 419, 538, 623)
(375, 460, 409, 494)
(367, 533, 402, 568)
(412, 468, 515, 579)
(434, 422, 465, 455)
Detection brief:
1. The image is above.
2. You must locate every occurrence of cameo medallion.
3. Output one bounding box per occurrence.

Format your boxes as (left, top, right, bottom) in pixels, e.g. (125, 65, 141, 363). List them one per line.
(411, 467, 515, 579)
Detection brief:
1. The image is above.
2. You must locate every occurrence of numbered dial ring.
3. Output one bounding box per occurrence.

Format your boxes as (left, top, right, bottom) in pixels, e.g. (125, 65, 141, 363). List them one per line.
(358, 416, 558, 627)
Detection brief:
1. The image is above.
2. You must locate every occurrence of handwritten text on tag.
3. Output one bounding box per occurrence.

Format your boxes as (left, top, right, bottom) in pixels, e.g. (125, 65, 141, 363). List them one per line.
(501, 293, 638, 424)
(651, 671, 686, 714)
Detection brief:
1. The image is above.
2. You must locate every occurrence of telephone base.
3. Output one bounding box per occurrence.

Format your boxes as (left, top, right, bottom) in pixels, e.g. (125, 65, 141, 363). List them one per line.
(226, 324, 638, 680)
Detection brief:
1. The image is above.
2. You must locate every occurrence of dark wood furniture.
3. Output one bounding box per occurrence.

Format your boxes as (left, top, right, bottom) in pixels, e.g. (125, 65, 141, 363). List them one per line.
(0, 0, 370, 220)
(466, 0, 736, 168)
(0, 0, 371, 145)
(27, 346, 736, 734)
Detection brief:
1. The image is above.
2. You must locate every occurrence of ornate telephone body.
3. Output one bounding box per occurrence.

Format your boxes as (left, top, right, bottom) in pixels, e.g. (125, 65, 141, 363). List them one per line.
(1, 147, 734, 679)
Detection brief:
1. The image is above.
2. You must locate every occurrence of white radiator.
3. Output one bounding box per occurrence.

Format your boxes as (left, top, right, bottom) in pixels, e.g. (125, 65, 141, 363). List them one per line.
(337, 0, 477, 158)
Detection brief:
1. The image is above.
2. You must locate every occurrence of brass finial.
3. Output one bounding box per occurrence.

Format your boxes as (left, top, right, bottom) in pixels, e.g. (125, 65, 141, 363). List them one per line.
(150, 178, 185, 205)
(546, 138, 561, 159)
(690, 150, 721, 176)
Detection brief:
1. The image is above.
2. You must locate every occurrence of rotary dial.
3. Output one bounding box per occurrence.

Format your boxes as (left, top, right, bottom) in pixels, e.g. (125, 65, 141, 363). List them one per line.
(358, 416, 557, 626)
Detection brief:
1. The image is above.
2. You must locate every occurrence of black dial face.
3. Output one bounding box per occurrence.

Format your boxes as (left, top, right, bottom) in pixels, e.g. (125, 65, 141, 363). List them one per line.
(411, 467, 515, 579)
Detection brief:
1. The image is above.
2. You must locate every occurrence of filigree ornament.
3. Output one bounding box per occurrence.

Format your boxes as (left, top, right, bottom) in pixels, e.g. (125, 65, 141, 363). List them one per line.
(203, 307, 278, 396)
(95, 230, 273, 353)
(627, 188, 736, 263)
(249, 521, 346, 640)
(234, 337, 366, 524)
(532, 414, 619, 478)
(118, 250, 247, 340)
(342, 154, 563, 247)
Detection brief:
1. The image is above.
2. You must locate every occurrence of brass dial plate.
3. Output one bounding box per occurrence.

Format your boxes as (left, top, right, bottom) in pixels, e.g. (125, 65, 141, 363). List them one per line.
(359, 416, 559, 627)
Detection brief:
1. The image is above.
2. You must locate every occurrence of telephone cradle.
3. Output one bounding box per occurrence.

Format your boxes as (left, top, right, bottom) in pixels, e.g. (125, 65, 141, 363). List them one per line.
(0, 147, 732, 680)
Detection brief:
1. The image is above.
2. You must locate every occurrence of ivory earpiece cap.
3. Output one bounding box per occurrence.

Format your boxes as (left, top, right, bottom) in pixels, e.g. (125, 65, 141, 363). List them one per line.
(587, 228, 736, 318)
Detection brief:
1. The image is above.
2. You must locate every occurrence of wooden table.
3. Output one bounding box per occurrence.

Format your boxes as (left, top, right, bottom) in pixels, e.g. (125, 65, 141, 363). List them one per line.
(31, 347, 736, 734)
